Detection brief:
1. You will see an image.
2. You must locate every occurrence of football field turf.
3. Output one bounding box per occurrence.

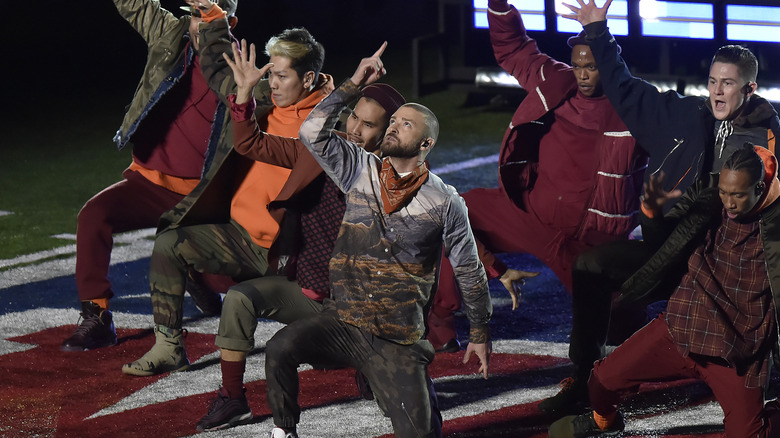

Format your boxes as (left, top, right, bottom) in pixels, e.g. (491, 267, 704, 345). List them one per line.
(0, 150, 733, 437)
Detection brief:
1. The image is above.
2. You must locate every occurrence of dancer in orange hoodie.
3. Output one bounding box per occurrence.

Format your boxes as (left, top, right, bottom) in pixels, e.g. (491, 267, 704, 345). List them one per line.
(122, 1, 331, 377)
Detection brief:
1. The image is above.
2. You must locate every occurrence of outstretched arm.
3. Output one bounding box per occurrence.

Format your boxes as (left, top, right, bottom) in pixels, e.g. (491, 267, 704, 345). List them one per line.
(298, 44, 391, 192)
(196, 4, 273, 107)
(562, 0, 706, 190)
(444, 195, 493, 380)
(223, 39, 305, 168)
(349, 42, 387, 87)
(113, 0, 182, 46)
(487, 0, 572, 90)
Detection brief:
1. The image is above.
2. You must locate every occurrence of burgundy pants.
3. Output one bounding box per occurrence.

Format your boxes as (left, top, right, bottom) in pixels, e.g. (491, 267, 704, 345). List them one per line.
(75, 169, 184, 301)
(436, 187, 589, 312)
(590, 315, 780, 438)
(427, 253, 461, 349)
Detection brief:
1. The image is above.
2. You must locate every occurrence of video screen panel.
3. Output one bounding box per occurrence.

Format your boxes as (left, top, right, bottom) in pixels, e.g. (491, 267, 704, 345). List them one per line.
(473, 0, 547, 31)
(472, 0, 779, 43)
(726, 4, 780, 43)
(556, 0, 629, 36)
(639, 0, 714, 39)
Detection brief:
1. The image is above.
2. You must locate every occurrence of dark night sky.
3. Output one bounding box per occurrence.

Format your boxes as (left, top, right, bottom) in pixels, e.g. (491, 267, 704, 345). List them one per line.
(5, 0, 779, 122)
(5, 0, 444, 116)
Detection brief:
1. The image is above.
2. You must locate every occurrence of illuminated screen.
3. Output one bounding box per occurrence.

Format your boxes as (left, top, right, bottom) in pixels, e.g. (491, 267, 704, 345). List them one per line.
(556, 0, 629, 36)
(473, 0, 546, 31)
(472, 0, 778, 44)
(473, 0, 628, 35)
(726, 4, 780, 43)
(640, 0, 714, 39)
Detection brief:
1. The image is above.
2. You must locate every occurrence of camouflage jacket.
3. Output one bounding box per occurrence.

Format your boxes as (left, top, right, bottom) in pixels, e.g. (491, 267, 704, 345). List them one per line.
(111, 0, 226, 178)
(299, 80, 492, 345)
(155, 15, 275, 233)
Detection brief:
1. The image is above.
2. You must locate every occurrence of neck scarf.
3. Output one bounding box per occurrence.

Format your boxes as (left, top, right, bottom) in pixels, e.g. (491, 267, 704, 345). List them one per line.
(378, 158, 429, 214)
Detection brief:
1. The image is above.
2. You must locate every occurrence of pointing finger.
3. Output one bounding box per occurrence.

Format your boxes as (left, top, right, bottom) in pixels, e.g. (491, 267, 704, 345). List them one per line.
(373, 41, 388, 58)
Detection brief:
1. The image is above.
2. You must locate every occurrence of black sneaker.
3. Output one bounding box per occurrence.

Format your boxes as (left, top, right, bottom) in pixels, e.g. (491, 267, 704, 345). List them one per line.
(61, 301, 117, 351)
(548, 411, 625, 438)
(186, 270, 223, 316)
(538, 376, 589, 415)
(196, 387, 252, 432)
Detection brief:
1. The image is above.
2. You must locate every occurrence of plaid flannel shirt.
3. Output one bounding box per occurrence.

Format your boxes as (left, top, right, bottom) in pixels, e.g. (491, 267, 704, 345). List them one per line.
(666, 209, 774, 388)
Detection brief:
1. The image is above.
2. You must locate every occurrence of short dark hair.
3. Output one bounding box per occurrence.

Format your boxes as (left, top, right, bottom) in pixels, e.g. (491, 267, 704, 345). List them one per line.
(722, 143, 764, 185)
(401, 103, 439, 142)
(265, 28, 325, 82)
(711, 45, 758, 83)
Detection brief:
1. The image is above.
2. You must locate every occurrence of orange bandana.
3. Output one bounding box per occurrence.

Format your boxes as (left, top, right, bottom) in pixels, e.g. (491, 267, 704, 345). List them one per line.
(378, 158, 429, 214)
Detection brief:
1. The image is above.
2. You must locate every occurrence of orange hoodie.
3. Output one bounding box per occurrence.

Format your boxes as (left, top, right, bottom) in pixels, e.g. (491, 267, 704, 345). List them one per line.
(230, 89, 327, 248)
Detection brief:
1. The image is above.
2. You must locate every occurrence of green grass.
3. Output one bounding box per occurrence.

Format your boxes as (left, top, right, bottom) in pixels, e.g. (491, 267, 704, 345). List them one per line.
(1, 101, 132, 260)
(0, 82, 512, 261)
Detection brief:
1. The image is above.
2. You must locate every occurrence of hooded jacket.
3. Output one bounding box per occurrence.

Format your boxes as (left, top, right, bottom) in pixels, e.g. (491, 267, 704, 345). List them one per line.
(488, 1, 648, 243)
(619, 147, 780, 356)
(583, 21, 780, 194)
(112, 0, 225, 180)
(156, 18, 329, 252)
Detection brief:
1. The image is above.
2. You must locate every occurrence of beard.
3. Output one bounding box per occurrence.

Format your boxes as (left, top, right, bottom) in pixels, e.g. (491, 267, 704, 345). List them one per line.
(380, 135, 421, 159)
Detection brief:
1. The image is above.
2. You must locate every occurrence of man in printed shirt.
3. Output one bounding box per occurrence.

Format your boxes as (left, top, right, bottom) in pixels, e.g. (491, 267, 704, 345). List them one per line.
(262, 44, 492, 438)
(193, 39, 407, 432)
(550, 144, 780, 437)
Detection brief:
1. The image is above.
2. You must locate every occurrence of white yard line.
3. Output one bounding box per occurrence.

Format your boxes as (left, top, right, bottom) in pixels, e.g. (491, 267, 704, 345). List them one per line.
(431, 153, 499, 175)
(0, 228, 156, 288)
(0, 154, 502, 286)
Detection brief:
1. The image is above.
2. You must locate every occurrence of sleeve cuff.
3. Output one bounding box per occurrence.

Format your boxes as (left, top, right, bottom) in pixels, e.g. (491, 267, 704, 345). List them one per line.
(469, 325, 491, 344)
(640, 201, 657, 219)
(583, 20, 607, 40)
(484, 259, 507, 280)
(201, 3, 226, 22)
(228, 94, 256, 122)
(487, 0, 511, 13)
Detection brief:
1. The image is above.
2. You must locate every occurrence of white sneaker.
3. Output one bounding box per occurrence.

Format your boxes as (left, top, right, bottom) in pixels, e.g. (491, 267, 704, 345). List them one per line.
(270, 427, 298, 438)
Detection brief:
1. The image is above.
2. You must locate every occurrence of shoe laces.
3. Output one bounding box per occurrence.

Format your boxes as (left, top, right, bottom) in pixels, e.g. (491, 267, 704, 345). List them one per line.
(204, 390, 230, 415)
(73, 312, 105, 336)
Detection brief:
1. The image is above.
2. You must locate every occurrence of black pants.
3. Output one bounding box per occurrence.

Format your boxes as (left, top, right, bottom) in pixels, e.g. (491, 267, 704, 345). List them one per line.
(265, 311, 441, 438)
(568, 239, 654, 378)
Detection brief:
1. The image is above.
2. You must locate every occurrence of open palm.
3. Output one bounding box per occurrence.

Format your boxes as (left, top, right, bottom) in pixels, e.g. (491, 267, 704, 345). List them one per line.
(223, 39, 273, 102)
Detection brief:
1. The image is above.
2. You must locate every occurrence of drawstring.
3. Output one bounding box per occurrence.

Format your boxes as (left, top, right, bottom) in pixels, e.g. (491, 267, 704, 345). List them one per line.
(716, 120, 733, 159)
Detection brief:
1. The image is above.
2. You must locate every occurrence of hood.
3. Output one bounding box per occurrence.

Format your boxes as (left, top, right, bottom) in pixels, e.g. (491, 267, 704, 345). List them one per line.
(752, 145, 780, 214)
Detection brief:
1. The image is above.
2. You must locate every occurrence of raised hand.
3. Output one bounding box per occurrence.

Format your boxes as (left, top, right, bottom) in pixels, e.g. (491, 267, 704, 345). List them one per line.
(561, 0, 612, 26)
(349, 42, 387, 88)
(222, 39, 273, 104)
(499, 269, 540, 310)
(642, 171, 683, 215)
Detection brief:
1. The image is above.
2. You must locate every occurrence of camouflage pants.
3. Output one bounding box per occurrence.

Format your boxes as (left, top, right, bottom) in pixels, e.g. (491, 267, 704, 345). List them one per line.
(150, 221, 269, 329)
(265, 311, 441, 438)
(216, 277, 323, 352)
